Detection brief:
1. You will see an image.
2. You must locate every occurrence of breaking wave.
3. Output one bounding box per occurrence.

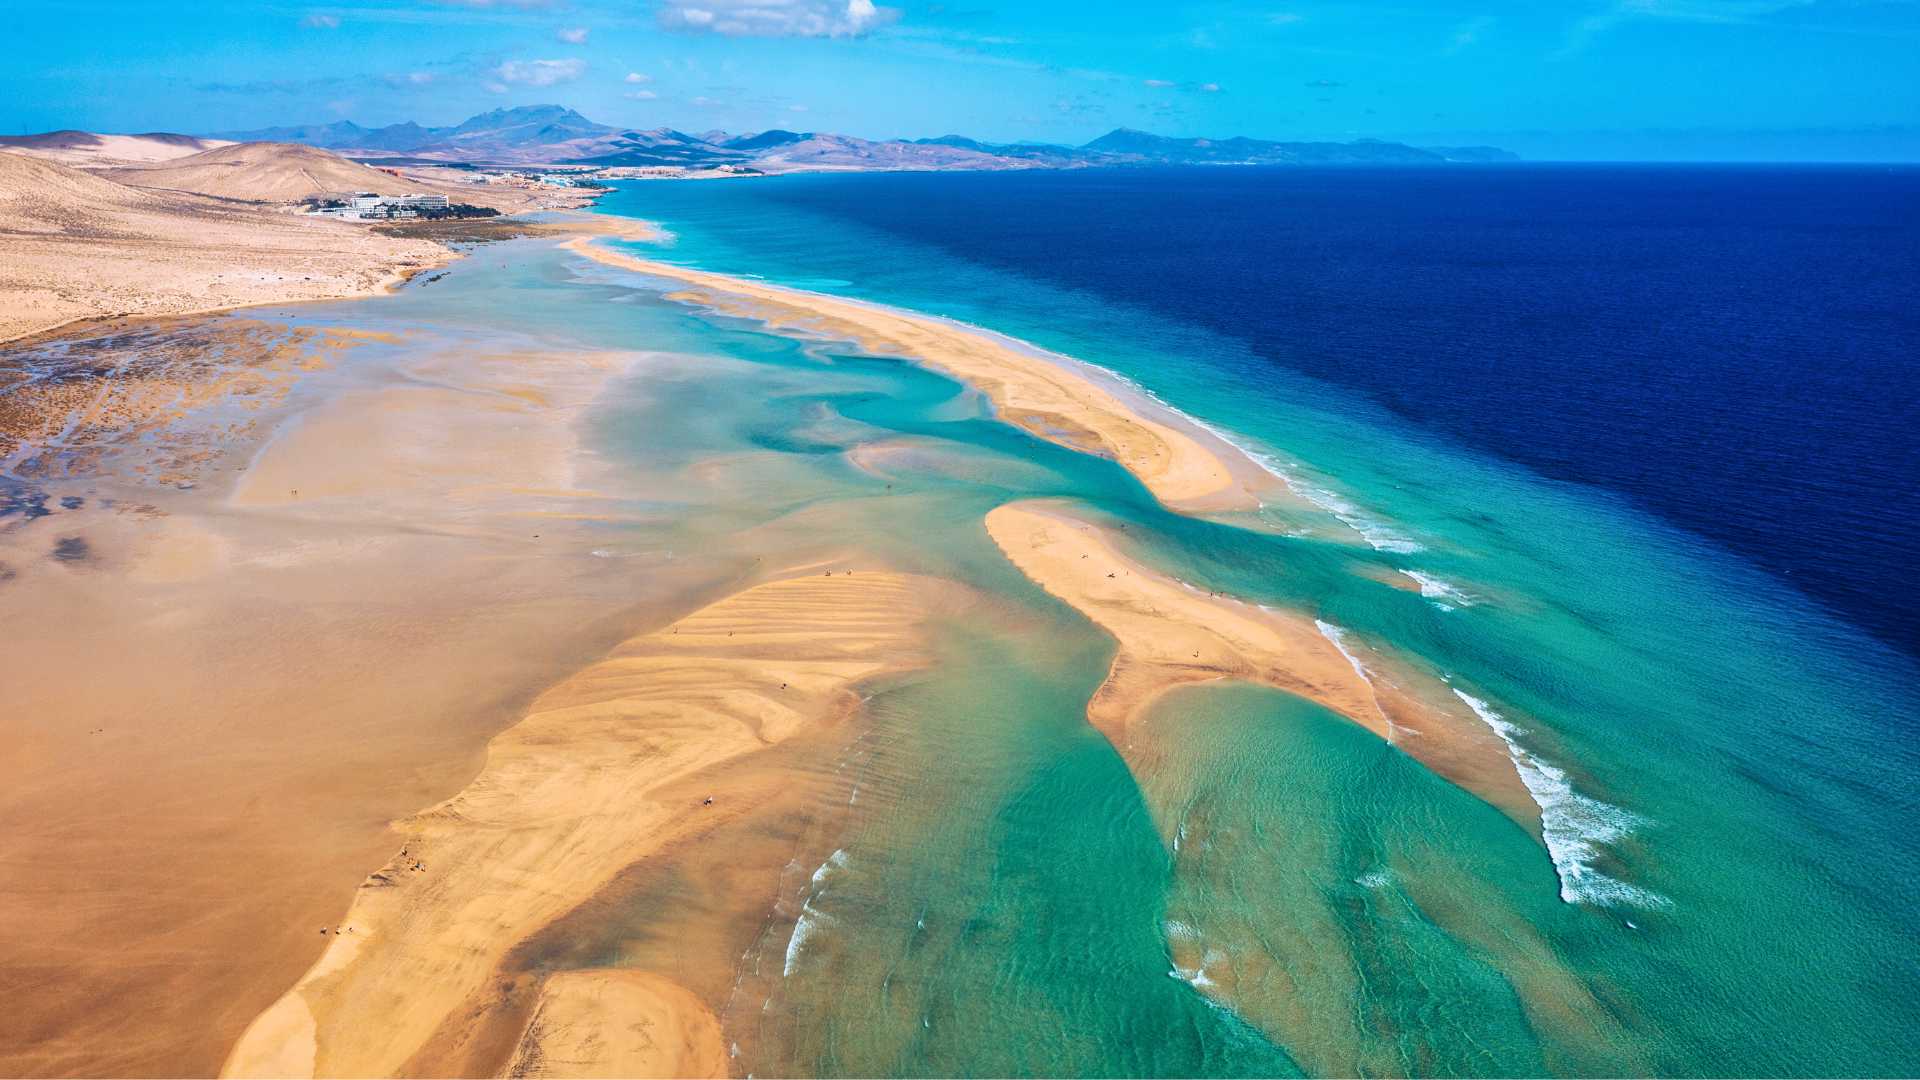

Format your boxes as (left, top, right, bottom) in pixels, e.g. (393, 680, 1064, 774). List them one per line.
(1452, 689, 1665, 908)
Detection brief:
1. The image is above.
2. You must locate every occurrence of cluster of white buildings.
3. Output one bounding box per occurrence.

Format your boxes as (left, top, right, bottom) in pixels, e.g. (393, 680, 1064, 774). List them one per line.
(306, 192, 451, 221)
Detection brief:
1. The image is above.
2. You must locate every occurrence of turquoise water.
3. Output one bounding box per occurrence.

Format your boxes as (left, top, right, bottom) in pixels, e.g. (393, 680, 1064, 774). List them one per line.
(589, 175, 1918, 1075)
(300, 180, 1918, 1074)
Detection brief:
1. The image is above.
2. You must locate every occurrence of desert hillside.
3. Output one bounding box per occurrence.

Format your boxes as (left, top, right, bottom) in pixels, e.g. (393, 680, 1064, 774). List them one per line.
(101, 140, 589, 212)
(99, 141, 425, 202)
(0, 129, 232, 167)
(0, 151, 450, 343)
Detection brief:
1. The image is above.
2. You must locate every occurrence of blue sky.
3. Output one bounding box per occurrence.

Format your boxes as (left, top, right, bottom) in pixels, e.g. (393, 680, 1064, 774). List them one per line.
(8, 0, 1919, 159)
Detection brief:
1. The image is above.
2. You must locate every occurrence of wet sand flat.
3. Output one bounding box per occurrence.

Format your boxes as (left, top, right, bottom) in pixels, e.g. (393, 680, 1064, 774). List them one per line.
(221, 571, 962, 1078)
(0, 316, 704, 1076)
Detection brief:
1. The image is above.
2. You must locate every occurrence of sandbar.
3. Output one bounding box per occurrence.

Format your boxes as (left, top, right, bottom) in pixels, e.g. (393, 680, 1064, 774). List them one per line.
(983, 499, 1535, 825)
(562, 237, 1262, 512)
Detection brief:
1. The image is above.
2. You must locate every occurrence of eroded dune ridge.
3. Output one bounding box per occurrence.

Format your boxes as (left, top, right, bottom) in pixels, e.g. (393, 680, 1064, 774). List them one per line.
(222, 570, 962, 1079)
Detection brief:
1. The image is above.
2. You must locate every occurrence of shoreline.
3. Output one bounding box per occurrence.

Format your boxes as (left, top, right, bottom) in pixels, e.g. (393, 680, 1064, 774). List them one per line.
(561, 235, 1270, 513)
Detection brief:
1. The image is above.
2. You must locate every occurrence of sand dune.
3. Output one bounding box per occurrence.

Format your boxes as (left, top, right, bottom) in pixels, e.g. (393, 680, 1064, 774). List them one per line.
(99, 141, 408, 202)
(563, 237, 1264, 512)
(983, 499, 1536, 825)
(101, 140, 593, 214)
(0, 129, 232, 167)
(0, 151, 450, 343)
(222, 570, 959, 1078)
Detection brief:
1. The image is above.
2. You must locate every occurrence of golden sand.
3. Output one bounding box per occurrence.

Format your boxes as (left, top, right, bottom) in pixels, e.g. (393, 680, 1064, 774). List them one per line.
(0, 327, 704, 1076)
(221, 570, 957, 1078)
(503, 970, 727, 1079)
(0, 152, 454, 345)
(983, 499, 1536, 825)
(562, 237, 1262, 512)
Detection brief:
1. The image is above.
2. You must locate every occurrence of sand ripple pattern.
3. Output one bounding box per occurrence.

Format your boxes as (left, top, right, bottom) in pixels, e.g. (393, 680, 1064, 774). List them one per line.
(222, 570, 952, 1079)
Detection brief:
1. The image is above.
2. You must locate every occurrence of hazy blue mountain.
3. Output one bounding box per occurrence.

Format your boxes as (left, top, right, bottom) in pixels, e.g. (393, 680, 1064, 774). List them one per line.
(210, 107, 1514, 170)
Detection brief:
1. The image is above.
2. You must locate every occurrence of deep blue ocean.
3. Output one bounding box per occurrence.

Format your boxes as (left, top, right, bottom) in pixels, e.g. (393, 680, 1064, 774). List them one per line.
(635, 165, 1920, 658)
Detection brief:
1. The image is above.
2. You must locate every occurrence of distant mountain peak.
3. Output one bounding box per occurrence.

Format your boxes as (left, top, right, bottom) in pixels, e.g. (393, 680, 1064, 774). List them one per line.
(200, 109, 1512, 171)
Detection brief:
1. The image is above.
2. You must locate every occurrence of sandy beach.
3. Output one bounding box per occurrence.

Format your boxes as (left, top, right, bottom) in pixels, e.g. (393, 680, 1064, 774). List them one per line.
(561, 237, 1265, 513)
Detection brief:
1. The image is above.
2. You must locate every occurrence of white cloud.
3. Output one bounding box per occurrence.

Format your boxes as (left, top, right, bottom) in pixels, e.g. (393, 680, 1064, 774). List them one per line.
(658, 0, 900, 37)
(1269, 12, 1303, 24)
(556, 26, 589, 43)
(386, 71, 436, 86)
(1144, 78, 1222, 94)
(624, 89, 659, 100)
(788, 103, 809, 112)
(1445, 15, 1494, 53)
(625, 71, 653, 83)
(301, 13, 340, 28)
(491, 58, 587, 86)
(1558, 0, 1817, 56)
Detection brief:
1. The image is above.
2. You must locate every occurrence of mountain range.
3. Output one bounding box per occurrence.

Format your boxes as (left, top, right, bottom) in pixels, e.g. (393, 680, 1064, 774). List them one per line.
(216, 105, 1517, 171)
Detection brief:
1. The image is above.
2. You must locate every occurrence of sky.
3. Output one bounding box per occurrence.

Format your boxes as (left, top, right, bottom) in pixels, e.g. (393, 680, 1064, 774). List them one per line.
(7, 0, 1919, 160)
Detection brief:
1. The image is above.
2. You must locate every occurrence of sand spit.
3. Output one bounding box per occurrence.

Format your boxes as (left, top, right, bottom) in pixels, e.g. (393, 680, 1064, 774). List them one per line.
(222, 570, 956, 1079)
(0, 152, 452, 344)
(983, 500, 1535, 824)
(503, 970, 727, 1080)
(562, 237, 1258, 512)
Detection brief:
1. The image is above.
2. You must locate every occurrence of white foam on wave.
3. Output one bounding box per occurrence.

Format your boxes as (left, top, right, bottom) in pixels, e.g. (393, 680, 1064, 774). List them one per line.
(1146, 398, 1427, 555)
(937, 309, 1429, 557)
(1314, 619, 1370, 682)
(1399, 569, 1475, 610)
(1354, 867, 1394, 889)
(1315, 619, 1393, 738)
(782, 902, 824, 978)
(783, 849, 850, 976)
(1285, 475, 1424, 554)
(1168, 945, 1228, 991)
(1451, 689, 1666, 908)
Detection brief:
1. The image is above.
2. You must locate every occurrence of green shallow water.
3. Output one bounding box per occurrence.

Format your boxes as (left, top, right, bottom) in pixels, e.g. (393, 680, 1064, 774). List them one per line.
(266, 210, 1920, 1076)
